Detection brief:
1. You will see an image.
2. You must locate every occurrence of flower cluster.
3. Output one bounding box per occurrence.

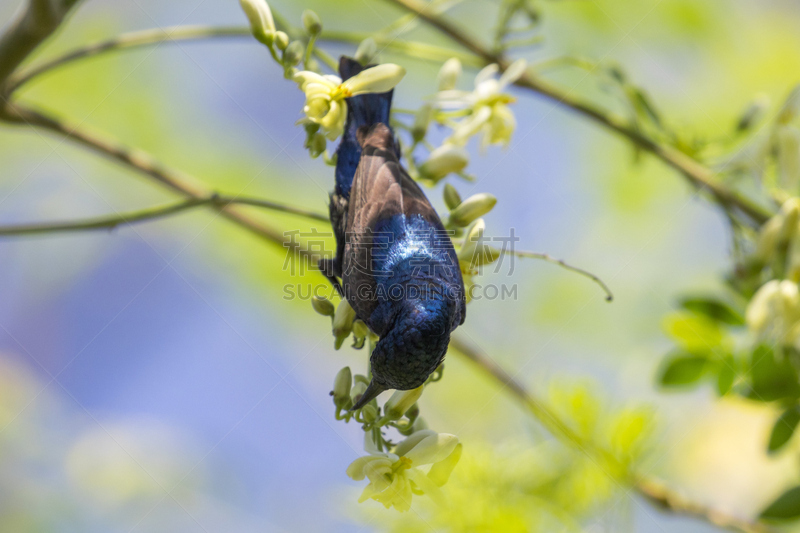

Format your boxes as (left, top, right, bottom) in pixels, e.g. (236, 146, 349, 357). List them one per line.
(239, 0, 406, 156)
(294, 65, 406, 140)
(347, 430, 461, 511)
(435, 58, 527, 149)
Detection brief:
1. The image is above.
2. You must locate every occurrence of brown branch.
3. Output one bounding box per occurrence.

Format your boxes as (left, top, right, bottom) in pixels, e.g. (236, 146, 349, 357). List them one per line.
(449, 336, 774, 533)
(0, 194, 327, 236)
(384, 0, 772, 226)
(0, 0, 80, 93)
(0, 103, 322, 260)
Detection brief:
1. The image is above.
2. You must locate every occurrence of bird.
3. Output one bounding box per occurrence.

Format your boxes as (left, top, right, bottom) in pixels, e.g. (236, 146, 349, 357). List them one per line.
(319, 57, 466, 411)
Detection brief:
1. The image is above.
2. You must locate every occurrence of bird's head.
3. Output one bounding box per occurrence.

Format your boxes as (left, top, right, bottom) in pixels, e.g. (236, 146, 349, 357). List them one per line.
(351, 284, 462, 410)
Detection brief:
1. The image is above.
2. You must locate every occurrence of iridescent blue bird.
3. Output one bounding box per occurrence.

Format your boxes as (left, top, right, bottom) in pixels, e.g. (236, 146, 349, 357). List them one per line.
(320, 57, 466, 410)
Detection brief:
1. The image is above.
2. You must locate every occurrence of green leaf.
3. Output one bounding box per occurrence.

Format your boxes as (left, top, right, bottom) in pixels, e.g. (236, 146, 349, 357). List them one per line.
(658, 353, 709, 387)
(679, 297, 745, 326)
(761, 486, 800, 520)
(716, 359, 736, 396)
(768, 405, 800, 454)
(662, 313, 724, 354)
(748, 345, 800, 402)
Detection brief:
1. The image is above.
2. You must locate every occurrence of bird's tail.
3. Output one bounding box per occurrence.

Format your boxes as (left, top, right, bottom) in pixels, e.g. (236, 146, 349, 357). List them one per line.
(334, 56, 396, 199)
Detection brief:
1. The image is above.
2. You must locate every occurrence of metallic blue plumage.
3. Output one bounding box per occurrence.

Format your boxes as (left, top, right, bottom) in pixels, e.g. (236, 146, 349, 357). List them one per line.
(321, 58, 466, 409)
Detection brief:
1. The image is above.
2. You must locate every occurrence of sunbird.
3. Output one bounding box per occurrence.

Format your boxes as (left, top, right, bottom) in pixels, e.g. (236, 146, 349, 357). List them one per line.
(320, 57, 467, 410)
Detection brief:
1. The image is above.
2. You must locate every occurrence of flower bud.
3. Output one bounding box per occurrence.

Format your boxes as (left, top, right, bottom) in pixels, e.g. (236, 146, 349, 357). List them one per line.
(458, 218, 485, 264)
(448, 193, 497, 227)
(240, 0, 276, 46)
(333, 367, 352, 409)
(312, 295, 335, 316)
(306, 58, 321, 74)
(307, 132, 327, 158)
(350, 381, 367, 405)
(355, 37, 378, 65)
(443, 183, 461, 210)
(412, 104, 433, 143)
(437, 58, 461, 91)
(755, 214, 784, 264)
(419, 143, 469, 183)
(333, 299, 356, 349)
(273, 30, 289, 51)
(411, 416, 428, 433)
(352, 319, 369, 349)
(361, 404, 378, 423)
(302, 9, 322, 36)
(283, 41, 304, 67)
(384, 386, 423, 420)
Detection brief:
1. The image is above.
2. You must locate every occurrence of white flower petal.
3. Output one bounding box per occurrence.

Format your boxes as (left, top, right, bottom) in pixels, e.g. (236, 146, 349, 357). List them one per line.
(405, 433, 459, 466)
(346, 454, 391, 481)
(293, 71, 336, 90)
(343, 64, 406, 96)
(407, 468, 446, 506)
(475, 63, 499, 87)
(448, 106, 493, 145)
(393, 430, 437, 457)
(498, 58, 527, 88)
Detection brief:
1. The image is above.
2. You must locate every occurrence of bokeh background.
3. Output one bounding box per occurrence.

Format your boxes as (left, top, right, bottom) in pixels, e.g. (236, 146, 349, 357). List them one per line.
(1, 0, 799, 531)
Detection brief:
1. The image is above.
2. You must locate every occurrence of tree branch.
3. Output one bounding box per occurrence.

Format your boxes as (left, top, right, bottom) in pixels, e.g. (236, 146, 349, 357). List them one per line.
(510, 249, 614, 301)
(6, 25, 251, 92)
(0, 194, 327, 236)
(383, 0, 773, 226)
(6, 24, 480, 94)
(0, 103, 321, 259)
(449, 336, 774, 533)
(0, 0, 81, 92)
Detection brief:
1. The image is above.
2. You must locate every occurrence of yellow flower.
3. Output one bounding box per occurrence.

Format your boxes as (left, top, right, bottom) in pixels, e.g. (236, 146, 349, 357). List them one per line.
(346, 430, 461, 512)
(437, 59, 527, 148)
(293, 64, 406, 140)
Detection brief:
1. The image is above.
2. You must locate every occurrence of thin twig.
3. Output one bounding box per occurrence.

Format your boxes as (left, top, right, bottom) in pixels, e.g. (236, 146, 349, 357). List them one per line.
(511, 249, 614, 301)
(0, 0, 81, 92)
(0, 194, 327, 236)
(383, 0, 773, 226)
(0, 103, 319, 260)
(7, 23, 480, 94)
(7, 25, 251, 92)
(448, 336, 774, 533)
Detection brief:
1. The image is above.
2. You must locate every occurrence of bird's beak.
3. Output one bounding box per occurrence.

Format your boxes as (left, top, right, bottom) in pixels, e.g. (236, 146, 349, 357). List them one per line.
(350, 379, 386, 411)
